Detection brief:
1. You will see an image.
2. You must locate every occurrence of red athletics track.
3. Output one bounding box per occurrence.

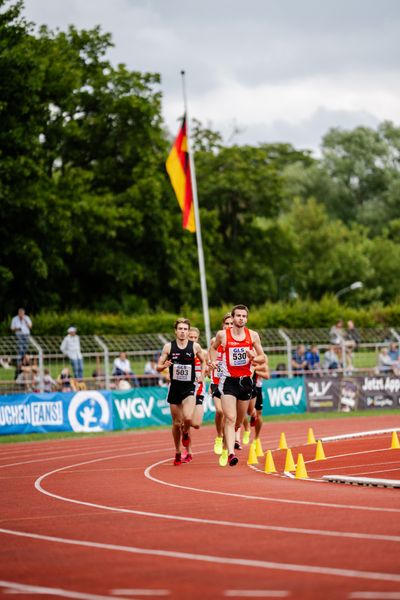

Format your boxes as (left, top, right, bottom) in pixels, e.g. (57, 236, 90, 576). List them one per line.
(1, 414, 400, 600)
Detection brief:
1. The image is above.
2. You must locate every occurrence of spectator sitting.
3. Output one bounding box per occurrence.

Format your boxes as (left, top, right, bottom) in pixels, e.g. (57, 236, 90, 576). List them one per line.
(43, 368, 57, 393)
(15, 353, 34, 391)
(112, 352, 139, 387)
(57, 367, 77, 392)
(291, 344, 308, 375)
(144, 356, 159, 375)
(323, 345, 342, 372)
(305, 344, 322, 373)
(0, 357, 12, 370)
(377, 347, 400, 376)
(388, 342, 399, 363)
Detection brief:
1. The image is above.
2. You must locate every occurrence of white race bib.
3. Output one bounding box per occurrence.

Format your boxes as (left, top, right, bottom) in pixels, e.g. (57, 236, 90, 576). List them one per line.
(229, 346, 249, 367)
(172, 363, 192, 382)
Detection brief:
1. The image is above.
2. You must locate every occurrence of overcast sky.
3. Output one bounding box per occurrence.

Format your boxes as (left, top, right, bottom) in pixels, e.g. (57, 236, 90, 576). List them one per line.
(22, 0, 400, 153)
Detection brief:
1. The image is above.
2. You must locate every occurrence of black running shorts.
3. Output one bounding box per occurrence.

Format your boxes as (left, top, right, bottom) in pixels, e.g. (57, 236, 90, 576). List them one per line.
(195, 395, 204, 406)
(210, 383, 221, 399)
(255, 387, 263, 411)
(218, 376, 253, 401)
(167, 382, 196, 405)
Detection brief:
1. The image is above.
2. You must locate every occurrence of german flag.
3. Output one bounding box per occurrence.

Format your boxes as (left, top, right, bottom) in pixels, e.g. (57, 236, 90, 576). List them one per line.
(166, 115, 195, 232)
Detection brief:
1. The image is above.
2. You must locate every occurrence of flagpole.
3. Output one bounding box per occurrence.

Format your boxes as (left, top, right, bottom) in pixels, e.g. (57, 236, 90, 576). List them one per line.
(180, 70, 211, 347)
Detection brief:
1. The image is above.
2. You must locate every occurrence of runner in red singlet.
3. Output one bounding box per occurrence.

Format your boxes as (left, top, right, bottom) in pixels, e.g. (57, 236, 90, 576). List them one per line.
(209, 304, 264, 467)
(208, 312, 233, 461)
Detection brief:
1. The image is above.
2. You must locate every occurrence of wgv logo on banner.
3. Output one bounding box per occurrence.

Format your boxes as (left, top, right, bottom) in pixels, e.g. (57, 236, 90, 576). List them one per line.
(263, 377, 306, 415)
(68, 391, 112, 432)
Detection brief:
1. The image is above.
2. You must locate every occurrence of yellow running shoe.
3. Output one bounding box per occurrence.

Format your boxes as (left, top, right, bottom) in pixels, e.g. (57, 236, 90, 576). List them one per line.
(214, 436, 223, 455)
(242, 430, 250, 445)
(219, 448, 228, 467)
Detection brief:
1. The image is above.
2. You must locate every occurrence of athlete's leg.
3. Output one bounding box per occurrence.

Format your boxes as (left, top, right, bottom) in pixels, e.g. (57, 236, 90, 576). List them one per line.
(235, 399, 250, 431)
(213, 395, 224, 437)
(221, 394, 237, 456)
(170, 403, 183, 452)
(182, 395, 195, 433)
(255, 410, 263, 439)
(191, 403, 204, 428)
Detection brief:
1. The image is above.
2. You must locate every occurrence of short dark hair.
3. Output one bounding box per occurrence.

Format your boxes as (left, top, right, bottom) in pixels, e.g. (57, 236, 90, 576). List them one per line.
(174, 318, 191, 330)
(231, 304, 249, 317)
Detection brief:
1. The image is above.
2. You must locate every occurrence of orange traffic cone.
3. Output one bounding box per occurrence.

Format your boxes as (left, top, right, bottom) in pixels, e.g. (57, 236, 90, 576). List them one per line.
(315, 439, 326, 461)
(295, 453, 308, 479)
(264, 450, 277, 474)
(247, 441, 258, 465)
(307, 427, 316, 444)
(255, 437, 264, 457)
(391, 431, 400, 449)
(284, 448, 296, 472)
(278, 432, 288, 450)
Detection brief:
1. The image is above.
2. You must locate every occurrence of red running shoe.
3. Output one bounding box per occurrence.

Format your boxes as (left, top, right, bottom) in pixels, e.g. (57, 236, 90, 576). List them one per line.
(182, 432, 190, 447)
(173, 453, 182, 466)
(228, 453, 239, 466)
(182, 453, 193, 463)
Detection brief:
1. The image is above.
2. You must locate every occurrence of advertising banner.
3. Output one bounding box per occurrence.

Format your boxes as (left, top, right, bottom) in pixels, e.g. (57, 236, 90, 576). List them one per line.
(112, 387, 216, 430)
(262, 377, 307, 415)
(357, 375, 400, 410)
(306, 377, 341, 412)
(0, 390, 113, 435)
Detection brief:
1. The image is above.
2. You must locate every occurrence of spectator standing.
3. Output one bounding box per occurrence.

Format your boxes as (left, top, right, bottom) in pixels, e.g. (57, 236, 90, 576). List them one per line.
(346, 320, 361, 348)
(291, 344, 308, 375)
(10, 308, 32, 362)
(60, 327, 84, 379)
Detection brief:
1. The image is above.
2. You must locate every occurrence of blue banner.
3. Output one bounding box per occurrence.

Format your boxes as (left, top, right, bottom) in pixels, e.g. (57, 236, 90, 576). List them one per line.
(0, 390, 113, 435)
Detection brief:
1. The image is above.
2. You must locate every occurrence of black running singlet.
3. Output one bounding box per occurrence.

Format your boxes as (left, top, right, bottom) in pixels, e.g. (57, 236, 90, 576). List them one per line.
(168, 340, 196, 384)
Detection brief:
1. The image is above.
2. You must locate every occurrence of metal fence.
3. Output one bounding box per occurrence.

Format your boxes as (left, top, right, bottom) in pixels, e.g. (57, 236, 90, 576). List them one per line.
(0, 327, 399, 395)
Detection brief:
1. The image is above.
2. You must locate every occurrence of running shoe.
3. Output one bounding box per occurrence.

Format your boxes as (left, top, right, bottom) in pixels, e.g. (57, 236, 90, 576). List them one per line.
(182, 432, 190, 447)
(219, 449, 228, 467)
(173, 452, 182, 466)
(214, 436, 223, 455)
(228, 453, 239, 467)
(242, 430, 250, 445)
(182, 453, 193, 463)
(234, 441, 242, 450)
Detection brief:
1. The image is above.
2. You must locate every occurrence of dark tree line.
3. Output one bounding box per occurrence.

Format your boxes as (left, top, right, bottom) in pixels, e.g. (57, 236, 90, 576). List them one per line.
(1, 0, 400, 319)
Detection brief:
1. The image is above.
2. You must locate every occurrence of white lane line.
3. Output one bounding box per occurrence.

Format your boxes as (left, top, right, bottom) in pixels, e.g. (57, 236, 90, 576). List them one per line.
(224, 591, 290, 597)
(0, 580, 136, 600)
(144, 458, 400, 513)
(349, 593, 400, 599)
(34, 454, 400, 538)
(0, 443, 171, 470)
(1, 528, 400, 584)
(110, 590, 169, 596)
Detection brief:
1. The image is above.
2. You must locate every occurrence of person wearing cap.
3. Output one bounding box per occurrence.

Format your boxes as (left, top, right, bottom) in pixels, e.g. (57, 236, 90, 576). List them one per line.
(60, 327, 84, 379)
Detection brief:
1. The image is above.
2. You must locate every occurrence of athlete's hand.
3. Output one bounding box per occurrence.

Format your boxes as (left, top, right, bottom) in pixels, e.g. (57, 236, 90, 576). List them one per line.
(208, 360, 217, 371)
(196, 374, 203, 383)
(162, 360, 173, 369)
(246, 348, 256, 361)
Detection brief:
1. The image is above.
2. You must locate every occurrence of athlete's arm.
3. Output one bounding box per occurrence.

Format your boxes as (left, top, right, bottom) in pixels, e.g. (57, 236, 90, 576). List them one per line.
(208, 330, 225, 368)
(156, 342, 172, 372)
(250, 331, 270, 377)
(194, 342, 205, 382)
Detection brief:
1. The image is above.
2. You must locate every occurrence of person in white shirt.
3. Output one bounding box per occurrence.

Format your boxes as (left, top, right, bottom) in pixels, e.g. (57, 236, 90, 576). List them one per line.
(10, 308, 32, 361)
(112, 352, 139, 387)
(60, 327, 84, 379)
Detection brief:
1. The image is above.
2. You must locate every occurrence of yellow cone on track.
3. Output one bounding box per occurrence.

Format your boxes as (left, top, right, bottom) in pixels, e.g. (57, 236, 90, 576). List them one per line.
(247, 441, 258, 465)
(264, 450, 277, 474)
(255, 437, 264, 457)
(295, 453, 308, 479)
(315, 439, 326, 461)
(391, 431, 400, 449)
(307, 427, 316, 445)
(278, 432, 288, 450)
(284, 448, 296, 472)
